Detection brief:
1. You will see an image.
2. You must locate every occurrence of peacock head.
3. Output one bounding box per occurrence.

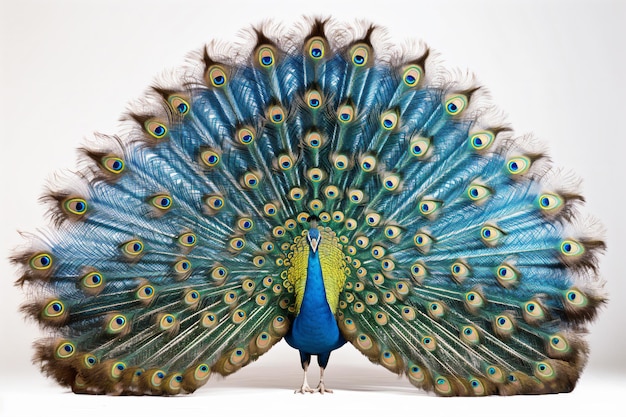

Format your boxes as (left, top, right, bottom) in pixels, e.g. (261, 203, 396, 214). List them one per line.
(307, 215, 321, 253)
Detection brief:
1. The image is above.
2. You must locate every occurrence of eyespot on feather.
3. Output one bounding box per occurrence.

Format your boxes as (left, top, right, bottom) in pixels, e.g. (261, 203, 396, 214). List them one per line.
(29, 252, 53, 271)
(207, 65, 228, 88)
(257, 45, 276, 68)
(168, 95, 190, 116)
(409, 136, 432, 159)
(121, 239, 143, 258)
(101, 155, 125, 174)
(54, 340, 75, 359)
(200, 312, 218, 329)
(237, 127, 255, 145)
(62, 197, 88, 217)
(305, 37, 326, 59)
(402, 64, 423, 87)
(105, 313, 129, 336)
(144, 120, 168, 139)
(445, 94, 468, 116)
(200, 149, 220, 168)
(350, 44, 370, 67)
(80, 270, 105, 295)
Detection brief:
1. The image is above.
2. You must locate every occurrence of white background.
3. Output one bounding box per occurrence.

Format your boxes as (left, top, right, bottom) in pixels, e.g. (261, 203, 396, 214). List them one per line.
(1, 0, 624, 415)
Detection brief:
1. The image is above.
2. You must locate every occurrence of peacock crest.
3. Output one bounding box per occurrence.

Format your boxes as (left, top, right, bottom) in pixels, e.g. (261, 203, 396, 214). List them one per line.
(12, 17, 605, 396)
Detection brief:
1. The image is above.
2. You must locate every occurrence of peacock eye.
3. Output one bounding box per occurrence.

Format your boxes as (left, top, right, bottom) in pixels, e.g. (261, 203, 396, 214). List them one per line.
(365, 212, 381, 226)
(560, 239, 585, 257)
(178, 232, 197, 247)
(332, 211, 345, 222)
(495, 263, 519, 288)
(43, 299, 65, 318)
(380, 110, 398, 130)
(107, 314, 128, 334)
(136, 284, 155, 301)
(523, 300, 545, 321)
(184, 290, 200, 305)
(480, 225, 505, 246)
(450, 260, 470, 282)
(201, 311, 218, 328)
(506, 156, 531, 175)
(194, 363, 211, 380)
(63, 197, 88, 216)
(360, 155, 377, 172)
(375, 166, 397, 187)
(410, 261, 428, 281)
(350, 44, 370, 67)
(306, 90, 322, 109)
(145, 120, 168, 139)
(325, 185, 340, 199)
(122, 239, 144, 257)
(385, 225, 402, 240)
(402, 65, 423, 87)
(257, 46, 276, 68)
(269, 105, 285, 124)
(413, 232, 432, 253)
(333, 154, 349, 170)
(159, 314, 177, 330)
(494, 314, 514, 334)
(467, 183, 492, 202)
(102, 155, 125, 174)
(306, 37, 326, 59)
(428, 301, 445, 319)
(168, 95, 190, 116)
(469, 131, 495, 151)
(200, 149, 220, 168)
(465, 291, 485, 308)
(549, 334, 570, 353)
(81, 270, 104, 290)
(278, 154, 294, 171)
(348, 190, 365, 204)
(264, 203, 278, 216)
(421, 336, 437, 351)
(445, 94, 468, 116)
(205, 195, 225, 211)
(305, 132, 323, 148)
(460, 325, 480, 344)
(534, 362, 555, 380)
(355, 235, 370, 249)
(289, 187, 304, 201)
(409, 136, 431, 158)
(538, 193, 563, 212)
(418, 199, 442, 217)
(564, 288, 588, 307)
(150, 194, 172, 210)
(208, 65, 227, 87)
(242, 172, 261, 189)
(237, 127, 255, 145)
(30, 253, 53, 270)
(338, 104, 355, 123)
(229, 237, 246, 251)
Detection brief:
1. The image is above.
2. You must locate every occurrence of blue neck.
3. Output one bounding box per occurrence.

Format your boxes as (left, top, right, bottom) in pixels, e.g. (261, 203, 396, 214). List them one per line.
(285, 249, 345, 354)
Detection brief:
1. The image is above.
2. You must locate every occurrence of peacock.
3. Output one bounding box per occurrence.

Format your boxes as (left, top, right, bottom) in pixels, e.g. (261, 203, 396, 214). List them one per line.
(12, 18, 606, 397)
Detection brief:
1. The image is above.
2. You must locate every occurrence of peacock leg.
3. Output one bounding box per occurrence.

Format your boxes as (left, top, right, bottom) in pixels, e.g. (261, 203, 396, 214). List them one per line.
(295, 362, 315, 394)
(314, 367, 333, 394)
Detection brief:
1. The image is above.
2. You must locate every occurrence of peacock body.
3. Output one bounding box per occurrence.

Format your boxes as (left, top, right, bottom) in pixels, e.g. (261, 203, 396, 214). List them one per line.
(13, 18, 605, 396)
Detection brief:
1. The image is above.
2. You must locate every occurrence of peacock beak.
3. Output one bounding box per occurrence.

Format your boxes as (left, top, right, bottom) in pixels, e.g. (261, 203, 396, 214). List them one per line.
(309, 237, 320, 253)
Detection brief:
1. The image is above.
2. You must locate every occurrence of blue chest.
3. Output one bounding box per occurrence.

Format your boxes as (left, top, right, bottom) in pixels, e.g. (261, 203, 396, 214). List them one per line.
(285, 250, 345, 354)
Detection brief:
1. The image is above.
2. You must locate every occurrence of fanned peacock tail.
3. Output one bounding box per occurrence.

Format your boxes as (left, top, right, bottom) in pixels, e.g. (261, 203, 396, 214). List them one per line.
(13, 18, 605, 396)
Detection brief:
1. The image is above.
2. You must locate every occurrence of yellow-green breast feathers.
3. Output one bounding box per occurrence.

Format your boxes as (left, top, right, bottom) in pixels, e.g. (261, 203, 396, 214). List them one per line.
(286, 228, 347, 314)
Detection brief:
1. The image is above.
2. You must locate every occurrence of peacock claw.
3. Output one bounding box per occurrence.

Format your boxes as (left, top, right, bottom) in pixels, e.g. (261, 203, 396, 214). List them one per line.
(294, 384, 316, 394)
(314, 383, 333, 394)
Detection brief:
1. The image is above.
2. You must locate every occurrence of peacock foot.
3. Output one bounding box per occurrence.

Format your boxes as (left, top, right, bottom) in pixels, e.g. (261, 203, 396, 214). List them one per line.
(314, 382, 333, 394)
(294, 383, 316, 394)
